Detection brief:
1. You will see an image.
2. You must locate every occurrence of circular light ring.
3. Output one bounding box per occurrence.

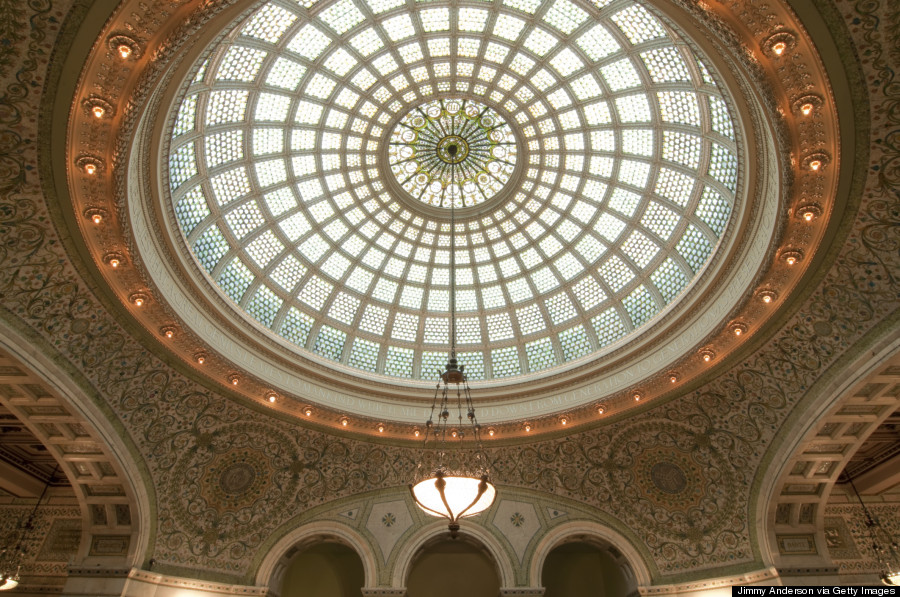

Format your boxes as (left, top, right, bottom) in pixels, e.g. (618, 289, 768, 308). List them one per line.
(388, 98, 517, 209)
(164, 0, 741, 383)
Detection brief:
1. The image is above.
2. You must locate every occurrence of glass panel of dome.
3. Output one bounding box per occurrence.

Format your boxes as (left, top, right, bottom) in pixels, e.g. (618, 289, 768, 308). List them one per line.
(487, 313, 514, 341)
(707, 94, 735, 140)
(427, 38, 451, 57)
(458, 8, 488, 32)
(390, 73, 410, 91)
(348, 338, 380, 371)
(398, 42, 424, 64)
(526, 337, 555, 371)
(655, 167, 695, 206)
(559, 325, 592, 361)
(192, 227, 229, 272)
(245, 230, 284, 267)
(553, 252, 582, 281)
(491, 347, 521, 377)
(366, 0, 404, 14)
(299, 233, 329, 265)
(382, 14, 415, 41)
(327, 291, 360, 324)
(708, 143, 738, 192)
(531, 69, 556, 92)
(550, 48, 584, 77)
(175, 186, 209, 235)
(322, 252, 352, 280)
(216, 46, 267, 82)
(621, 129, 653, 157)
(622, 230, 659, 268)
(391, 313, 418, 341)
(696, 186, 730, 236)
(592, 307, 626, 346)
(623, 285, 658, 327)
(503, 0, 540, 14)
(484, 41, 508, 63)
(294, 101, 324, 125)
(298, 275, 333, 310)
(546, 292, 577, 325)
(676, 224, 712, 273)
(457, 352, 484, 380)
(218, 257, 254, 301)
(641, 201, 679, 241)
(420, 351, 446, 377)
(225, 200, 265, 238)
(419, 7, 449, 32)
(305, 72, 337, 99)
(318, 0, 365, 34)
(280, 308, 314, 345)
(615, 94, 652, 123)
(247, 285, 282, 326)
(173, 95, 197, 137)
(618, 160, 650, 188)
(458, 289, 478, 311)
(572, 274, 606, 309)
(384, 347, 414, 378)
(662, 130, 701, 168)
(372, 53, 398, 76)
(543, 0, 588, 34)
(576, 24, 621, 62)
(398, 285, 423, 309)
(657, 91, 700, 126)
(650, 257, 688, 302)
(640, 47, 690, 83)
(206, 89, 249, 125)
(531, 266, 560, 293)
(169, 142, 197, 189)
(265, 57, 307, 90)
(279, 212, 312, 241)
(242, 4, 298, 43)
(325, 109, 349, 130)
(493, 13, 526, 41)
(608, 188, 641, 218)
(599, 255, 634, 291)
(256, 159, 289, 188)
(600, 58, 641, 91)
(345, 264, 373, 293)
(373, 278, 399, 302)
(205, 130, 243, 169)
(610, 5, 666, 45)
(427, 288, 449, 311)
(590, 131, 615, 154)
(575, 232, 605, 262)
(349, 28, 383, 57)
(270, 255, 307, 291)
(424, 317, 448, 343)
(286, 24, 332, 60)
(322, 48, 357, 77)
(314, 326, 346, 361)
(539, 235, 562, 258)
(253, 128, 284, 155)
(359, 304, 388, 334)
(477, 65, 496, 82)
(547, 88, 572, 110)
(505, 278, 532, 303)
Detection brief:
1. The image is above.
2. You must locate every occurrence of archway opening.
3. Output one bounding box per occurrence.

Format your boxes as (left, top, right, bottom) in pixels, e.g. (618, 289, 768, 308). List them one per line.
(542, 541, 634, 597)
(406, 536, 501, 597)
(280, 542, 365, 597)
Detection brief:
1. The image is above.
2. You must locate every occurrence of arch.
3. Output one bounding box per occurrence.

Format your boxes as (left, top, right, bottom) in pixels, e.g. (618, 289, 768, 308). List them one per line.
(392, 520, 515, 589)
(757, 334, 900, 570)
(256, 521, 378, 593)
(0, 319, 152, 568)
(528, 521, 651, 589)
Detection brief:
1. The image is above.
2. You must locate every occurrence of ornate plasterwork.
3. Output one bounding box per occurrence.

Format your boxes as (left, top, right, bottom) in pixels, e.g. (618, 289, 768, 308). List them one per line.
(67, 0, 841, 437)
(0, 0, 895, 588)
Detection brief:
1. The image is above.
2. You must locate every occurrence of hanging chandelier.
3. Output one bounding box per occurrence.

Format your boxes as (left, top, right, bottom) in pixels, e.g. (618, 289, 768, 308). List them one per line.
(409, 133, 497, 536)
(0, 465, 57, 591)
(843, 472, 900, 586)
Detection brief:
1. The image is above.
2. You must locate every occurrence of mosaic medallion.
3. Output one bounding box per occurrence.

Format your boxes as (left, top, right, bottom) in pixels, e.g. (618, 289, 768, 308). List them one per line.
(388, 98, 517, 209)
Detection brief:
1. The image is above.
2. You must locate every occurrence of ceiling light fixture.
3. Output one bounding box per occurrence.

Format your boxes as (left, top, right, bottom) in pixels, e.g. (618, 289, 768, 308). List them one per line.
(409, 173, 496, 537)
(843, 472, 900, 586)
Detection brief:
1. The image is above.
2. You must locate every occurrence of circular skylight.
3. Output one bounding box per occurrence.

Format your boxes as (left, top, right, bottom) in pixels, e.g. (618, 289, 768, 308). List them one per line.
(388, 98, 517, 209)
(165, 0, 740, 383)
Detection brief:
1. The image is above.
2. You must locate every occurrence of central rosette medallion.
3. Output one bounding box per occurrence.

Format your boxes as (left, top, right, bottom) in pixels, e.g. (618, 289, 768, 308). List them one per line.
(388, 98, 517, 209)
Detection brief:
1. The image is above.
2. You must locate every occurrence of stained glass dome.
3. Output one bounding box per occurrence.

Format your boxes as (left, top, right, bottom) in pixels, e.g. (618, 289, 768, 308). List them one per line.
(165, 0, 740, 383)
